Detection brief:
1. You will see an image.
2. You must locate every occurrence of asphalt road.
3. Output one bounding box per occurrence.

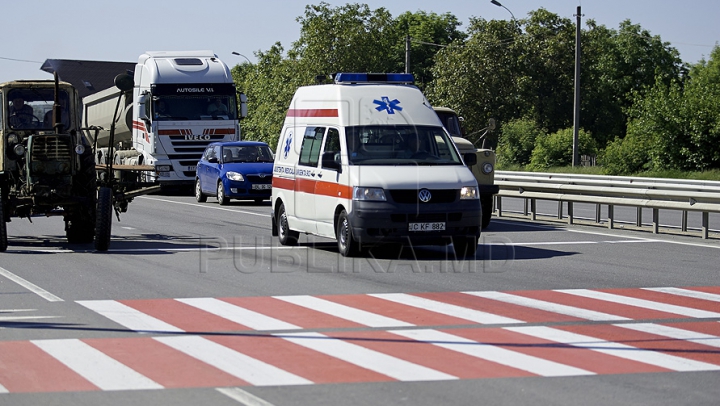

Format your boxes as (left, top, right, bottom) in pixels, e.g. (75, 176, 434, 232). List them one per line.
(1, 194, 719, 406)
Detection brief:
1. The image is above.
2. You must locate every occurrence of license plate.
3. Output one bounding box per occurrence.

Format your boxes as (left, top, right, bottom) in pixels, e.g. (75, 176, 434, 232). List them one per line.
(408, 222, 445, 232)
(187, 166, 196, 172)
(252, 184, 272, 190)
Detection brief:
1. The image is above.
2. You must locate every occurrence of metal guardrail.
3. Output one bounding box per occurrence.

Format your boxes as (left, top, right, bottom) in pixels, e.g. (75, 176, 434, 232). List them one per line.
(493, 171, 720, 239)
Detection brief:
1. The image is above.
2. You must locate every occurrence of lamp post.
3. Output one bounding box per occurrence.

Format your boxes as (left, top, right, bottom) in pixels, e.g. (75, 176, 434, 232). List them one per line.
(490, 0, 515, 21)
(231, 52, 252, 64)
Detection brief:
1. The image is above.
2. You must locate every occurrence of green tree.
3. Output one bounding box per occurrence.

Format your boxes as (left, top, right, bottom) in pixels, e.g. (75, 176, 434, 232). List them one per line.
(528, 127, 596, 170)
(496, 118, 545, 167)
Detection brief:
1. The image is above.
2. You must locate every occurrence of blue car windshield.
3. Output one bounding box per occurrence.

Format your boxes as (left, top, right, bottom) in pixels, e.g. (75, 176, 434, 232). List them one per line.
(221, 145, 274, 163)
(345, 125, 463, 166)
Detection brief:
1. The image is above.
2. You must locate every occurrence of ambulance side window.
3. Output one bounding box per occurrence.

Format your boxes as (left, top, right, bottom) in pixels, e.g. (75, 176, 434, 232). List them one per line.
(298, 126, 325, 167)
(324, 128, 340, 155)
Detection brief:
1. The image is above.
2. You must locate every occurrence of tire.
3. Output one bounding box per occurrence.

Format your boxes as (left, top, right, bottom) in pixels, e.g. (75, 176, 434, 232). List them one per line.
(481, 195, 493, 229)
(195, 178, 207, 202)
(336, 210, 361, 257)
(217, 182, 229, 205)
(0, 194, 7, 253)
(277, 202, 299, 246)
(452, 236, 478, 259)
(94, 187, 113, 251)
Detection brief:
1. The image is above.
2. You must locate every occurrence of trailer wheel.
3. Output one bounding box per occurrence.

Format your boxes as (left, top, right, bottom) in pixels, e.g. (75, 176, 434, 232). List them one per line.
(94, 187, 113, 251)
(0, 193, 7, 252)
(481, 195, 493, 229)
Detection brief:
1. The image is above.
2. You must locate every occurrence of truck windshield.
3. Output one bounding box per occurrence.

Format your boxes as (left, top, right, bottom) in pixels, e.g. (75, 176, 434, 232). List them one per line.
(7, 88, 71, 131)
(152, 94, 238, 121)
(345, 125, 463, 166)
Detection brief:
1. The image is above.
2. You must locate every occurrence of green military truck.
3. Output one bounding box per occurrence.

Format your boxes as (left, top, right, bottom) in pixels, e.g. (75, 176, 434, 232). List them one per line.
(434, 107, 498, 229)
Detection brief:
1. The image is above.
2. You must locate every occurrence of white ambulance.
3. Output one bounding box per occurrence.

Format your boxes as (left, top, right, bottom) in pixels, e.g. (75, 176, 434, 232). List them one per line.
(271, 73, 481, 257)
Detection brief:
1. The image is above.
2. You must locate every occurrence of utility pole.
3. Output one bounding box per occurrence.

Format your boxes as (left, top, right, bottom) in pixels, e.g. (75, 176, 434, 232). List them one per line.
(405, 35, 411, 74)
(572, 6, 581, 167)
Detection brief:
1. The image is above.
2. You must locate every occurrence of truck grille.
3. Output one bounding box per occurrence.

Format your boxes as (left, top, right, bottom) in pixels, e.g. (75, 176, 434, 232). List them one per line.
(31, 135, 73, 161)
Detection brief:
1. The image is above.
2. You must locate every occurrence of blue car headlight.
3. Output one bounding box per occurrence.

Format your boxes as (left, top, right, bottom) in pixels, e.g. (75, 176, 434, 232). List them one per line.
(226, 171, 245, 181)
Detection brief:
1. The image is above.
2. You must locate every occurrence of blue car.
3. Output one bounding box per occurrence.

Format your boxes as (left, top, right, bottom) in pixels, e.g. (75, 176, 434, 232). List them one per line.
(195, 141, 274, 205)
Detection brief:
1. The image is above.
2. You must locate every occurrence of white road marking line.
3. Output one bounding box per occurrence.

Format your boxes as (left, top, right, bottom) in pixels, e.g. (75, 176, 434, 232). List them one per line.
(464, 291, 630, 321)
(0, 316, 60, 321)
(369, 293, 523, 325)
(391, 328, 593, 377)
(0, 266, 63, 302)
(140, 196, 270, 217)
(177, 298, 301, 331)
(32, 339, 163, 391)
(555, 289, 720, 318)
(279, 332, 456, 381)
(506, 325, 720, 372)
(217, 387, 277, 406)
(0, 309, 36, 312)
(643, 287, 720, 303)
(566, 227, 720, 250)
(0, 383, 8, 393)
(617, 323, 720, 349)
(155, 335, 311, 386)
(76, 300, 183, 333)
(274, 295, 413, 328)
(499, 240, 660, 246)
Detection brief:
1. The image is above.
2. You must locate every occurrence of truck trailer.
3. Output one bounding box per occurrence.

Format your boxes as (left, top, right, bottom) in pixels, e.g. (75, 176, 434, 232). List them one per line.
(83, 50, 247, 187)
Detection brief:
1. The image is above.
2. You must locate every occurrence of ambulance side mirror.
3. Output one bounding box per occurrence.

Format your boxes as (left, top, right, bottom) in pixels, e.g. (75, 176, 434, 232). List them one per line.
(463, 152, 477, 167)
(321, 152, 342, 172)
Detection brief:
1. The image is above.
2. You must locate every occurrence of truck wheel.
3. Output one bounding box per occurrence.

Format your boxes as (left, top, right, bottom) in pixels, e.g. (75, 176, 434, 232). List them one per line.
(481, 195, 493, 229)
(336, 210, 361, 257)
(217, 182, 229, 205)
(195, 178, 207, 203)
(0, 196, 7, 252)
(452, 236, 478, 259)
(277, 202, 299, 246)
(94, 187, 113, 251)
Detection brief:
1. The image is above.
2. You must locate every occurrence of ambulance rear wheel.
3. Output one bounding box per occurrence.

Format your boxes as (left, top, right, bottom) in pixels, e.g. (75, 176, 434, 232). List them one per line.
(336, 210, 361, 257)
(195, 178, 207, 203)
(94, 187, 113, 252)
(277, 203, 298, 246)
(0, 194, 7, 252)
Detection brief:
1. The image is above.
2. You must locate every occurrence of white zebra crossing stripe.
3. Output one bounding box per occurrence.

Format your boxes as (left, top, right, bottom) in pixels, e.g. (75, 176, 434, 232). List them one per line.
(464, 291, 630, 321)
(76, 300, 183, 333)
(176, 298, 301, 331)
(390, 329, 594, 377)
(642, 287, 720, 303)
(278, 332, 456, 381)
(505, 326, 720, 372)
(31, 339, 163, 391)
(555, 289, 720, 318)
(0, 383, 7, 394)
(273, 295, 413, 328)
(617, 323, 720, 348)
(154, 335, 312, 386)
(369, 293, 524, 325)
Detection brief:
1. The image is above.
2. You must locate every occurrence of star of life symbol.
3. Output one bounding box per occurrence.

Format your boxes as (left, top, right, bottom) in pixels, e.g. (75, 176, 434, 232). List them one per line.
(373, 96, 402, 114)
(283, 132, 293, 159)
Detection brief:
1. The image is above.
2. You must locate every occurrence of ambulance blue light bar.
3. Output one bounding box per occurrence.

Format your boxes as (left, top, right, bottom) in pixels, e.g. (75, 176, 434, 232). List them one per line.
(334, 73, 415, 84)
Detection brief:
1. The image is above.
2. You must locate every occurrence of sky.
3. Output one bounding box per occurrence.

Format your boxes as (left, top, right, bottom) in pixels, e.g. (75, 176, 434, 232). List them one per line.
(1, 0, 718, 85)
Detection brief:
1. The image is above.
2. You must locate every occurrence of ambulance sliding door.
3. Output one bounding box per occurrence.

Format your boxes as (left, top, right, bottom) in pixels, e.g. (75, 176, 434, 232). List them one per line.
(294, 126, 324, 232)
(315, 128, 346, 238)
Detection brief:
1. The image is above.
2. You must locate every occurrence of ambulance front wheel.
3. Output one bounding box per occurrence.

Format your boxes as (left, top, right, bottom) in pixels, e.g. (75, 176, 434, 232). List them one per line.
(277, 202, 299, 246)
(336, 210, 361, 257)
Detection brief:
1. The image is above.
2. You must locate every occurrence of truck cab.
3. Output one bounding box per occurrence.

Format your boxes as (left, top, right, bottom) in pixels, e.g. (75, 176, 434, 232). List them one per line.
(434, 106, 498, 229)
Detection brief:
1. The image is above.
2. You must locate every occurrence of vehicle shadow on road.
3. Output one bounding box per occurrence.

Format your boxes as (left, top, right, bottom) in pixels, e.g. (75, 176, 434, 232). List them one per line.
(4, 233, 211, 255)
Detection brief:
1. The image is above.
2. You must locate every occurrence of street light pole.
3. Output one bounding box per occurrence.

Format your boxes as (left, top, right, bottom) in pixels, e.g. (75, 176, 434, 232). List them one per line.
(572, 6, 582, 167)
(490, 0, 516, 21)
(231, 52, 252, 64)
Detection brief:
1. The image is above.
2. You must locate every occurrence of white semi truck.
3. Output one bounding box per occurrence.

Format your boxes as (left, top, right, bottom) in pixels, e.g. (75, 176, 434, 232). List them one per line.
(82, 50, 247, 187)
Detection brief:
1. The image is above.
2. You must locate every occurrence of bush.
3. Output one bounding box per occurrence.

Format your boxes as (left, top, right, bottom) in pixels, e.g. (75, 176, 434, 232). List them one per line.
(527, 127, 596, 170)
(496, 118, 545, 166)
(599, 128, 653, 175)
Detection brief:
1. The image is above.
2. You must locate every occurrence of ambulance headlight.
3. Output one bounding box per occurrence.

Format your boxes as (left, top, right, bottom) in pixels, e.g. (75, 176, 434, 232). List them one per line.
(481, 162, 494, 175)
(226, 171, 245, 181)
(460, 186, 479, 200)
(353, 187, 386, 201)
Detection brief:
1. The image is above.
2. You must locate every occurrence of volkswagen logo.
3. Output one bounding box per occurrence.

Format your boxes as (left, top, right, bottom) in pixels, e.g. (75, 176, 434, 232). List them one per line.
(258, 174, 266, 178)
(418, 188, 432, 203)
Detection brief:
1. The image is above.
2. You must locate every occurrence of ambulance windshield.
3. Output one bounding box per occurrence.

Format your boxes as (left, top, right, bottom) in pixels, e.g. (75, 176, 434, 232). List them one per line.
(345, 125, 463, 166)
